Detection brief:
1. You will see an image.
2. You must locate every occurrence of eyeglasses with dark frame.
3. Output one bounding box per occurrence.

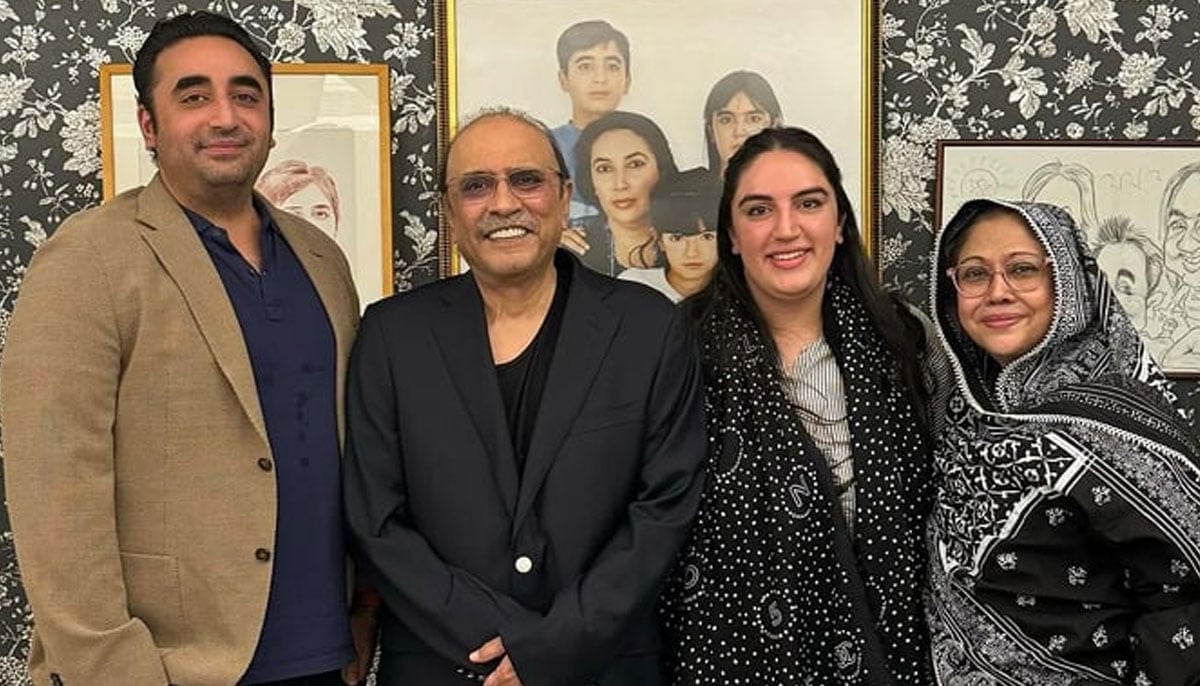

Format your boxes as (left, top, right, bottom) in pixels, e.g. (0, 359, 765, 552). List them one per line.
(947, 253, 1052, 298)
(445, 167, 565, 205)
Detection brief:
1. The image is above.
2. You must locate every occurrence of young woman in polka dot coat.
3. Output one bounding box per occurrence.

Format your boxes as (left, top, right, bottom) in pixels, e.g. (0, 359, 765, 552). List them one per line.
(660, 127, 940, 685)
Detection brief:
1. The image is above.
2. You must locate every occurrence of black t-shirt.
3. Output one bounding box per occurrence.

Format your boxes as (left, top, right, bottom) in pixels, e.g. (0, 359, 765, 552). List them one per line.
(495, 263, 570, 475)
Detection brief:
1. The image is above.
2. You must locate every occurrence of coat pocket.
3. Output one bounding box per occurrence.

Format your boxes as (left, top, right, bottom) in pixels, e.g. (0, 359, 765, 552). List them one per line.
(119, 551, 184, 646)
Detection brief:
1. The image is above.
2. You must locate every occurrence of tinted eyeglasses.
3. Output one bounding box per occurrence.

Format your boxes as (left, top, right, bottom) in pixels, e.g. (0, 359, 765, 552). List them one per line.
(947, 253, 1051, 298)
(445, 167, 564, 204)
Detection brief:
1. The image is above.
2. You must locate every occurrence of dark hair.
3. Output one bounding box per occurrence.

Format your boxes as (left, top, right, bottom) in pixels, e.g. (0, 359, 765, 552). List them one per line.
(941, 204, 1026, 267)
(133, 11, 273, 126)
(702, 70, 782, 172)
(639, 188, 718, 270)
(436, 107, 569, 194)
(650, 189, 717, 236)
(688, 126, 930, 413)
(556, 20, 631, 74)
(572, 110, 680, 207)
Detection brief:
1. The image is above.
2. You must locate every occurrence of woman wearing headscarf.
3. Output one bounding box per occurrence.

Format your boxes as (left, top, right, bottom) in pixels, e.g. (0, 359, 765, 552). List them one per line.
(660, 126, 937, 685)
(927, 198, 1200, 684)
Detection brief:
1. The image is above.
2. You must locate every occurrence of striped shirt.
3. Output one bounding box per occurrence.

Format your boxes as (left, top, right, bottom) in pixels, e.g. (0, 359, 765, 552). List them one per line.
(782, 337, 855, 530)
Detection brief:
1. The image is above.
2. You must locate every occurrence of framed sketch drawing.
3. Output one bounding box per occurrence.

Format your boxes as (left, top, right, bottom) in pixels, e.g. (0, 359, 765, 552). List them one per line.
(438, 0, 876, 281)
(937, 140, 1200, 377)
(99, 62, 393, 306)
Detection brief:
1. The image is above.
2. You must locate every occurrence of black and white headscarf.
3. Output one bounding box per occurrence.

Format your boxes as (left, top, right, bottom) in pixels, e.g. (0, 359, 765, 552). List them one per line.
(661, 272, 934, 685)
(927, 199, 1200, 685)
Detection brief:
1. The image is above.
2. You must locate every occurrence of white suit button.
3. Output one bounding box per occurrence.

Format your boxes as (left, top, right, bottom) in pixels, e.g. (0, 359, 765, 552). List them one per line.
(514, 555, 533, 574)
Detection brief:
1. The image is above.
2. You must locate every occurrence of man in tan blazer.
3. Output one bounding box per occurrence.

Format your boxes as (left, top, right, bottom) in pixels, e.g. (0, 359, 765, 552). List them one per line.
(1, 12, 375, 686)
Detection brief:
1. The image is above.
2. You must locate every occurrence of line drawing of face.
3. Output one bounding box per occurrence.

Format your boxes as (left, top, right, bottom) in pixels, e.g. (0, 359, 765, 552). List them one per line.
(1096, 241, 1150, 329)
(589, 128, 660, 228)
(953, 212, 1054, 365)
(710, 91, 772, 173)
(281, 183, 337, 236)
(662, 223, 718, 284)
(1164, 169, 1200, 288)
(729, 149, 843, 312)
(443, 114, 570, 286)
(558, 41, 629, 123)
(137, 35, 273, 207)
(256, 159, 341, 236)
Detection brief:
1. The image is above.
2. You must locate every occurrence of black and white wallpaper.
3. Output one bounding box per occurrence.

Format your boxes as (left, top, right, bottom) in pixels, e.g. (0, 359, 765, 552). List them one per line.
(0, 0, 1196, 682)
(876, 0, 1200, 415)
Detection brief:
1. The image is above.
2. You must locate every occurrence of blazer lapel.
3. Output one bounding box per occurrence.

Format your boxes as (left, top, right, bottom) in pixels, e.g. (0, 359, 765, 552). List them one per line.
(512, 264, 618, 536)
(135, 175, 269, 448)
(431, 276, 520, 518)
(272, 207, 357, 445)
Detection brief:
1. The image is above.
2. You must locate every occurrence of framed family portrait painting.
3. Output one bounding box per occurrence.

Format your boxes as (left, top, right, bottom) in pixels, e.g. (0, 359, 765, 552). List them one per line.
(99, 62, 393, 307)
(937, 140, 1200, 377)
(438, 0, 877, 296)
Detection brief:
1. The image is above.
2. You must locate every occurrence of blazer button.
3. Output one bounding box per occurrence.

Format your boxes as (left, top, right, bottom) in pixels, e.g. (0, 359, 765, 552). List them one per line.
(514, 555, 533, 574)
(255, 547, 271, 562)
(257, 457, 273, 472)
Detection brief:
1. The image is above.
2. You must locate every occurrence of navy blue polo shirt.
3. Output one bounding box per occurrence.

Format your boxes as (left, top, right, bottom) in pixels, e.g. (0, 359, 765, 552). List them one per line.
(185, 203, 353, 683)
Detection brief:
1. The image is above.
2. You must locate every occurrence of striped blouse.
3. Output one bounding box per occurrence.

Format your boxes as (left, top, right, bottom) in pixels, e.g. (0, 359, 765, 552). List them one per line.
(781, 336, 855, 530)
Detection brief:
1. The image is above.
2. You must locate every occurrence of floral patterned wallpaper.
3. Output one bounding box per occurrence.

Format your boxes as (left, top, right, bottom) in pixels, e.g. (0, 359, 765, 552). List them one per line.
(0, 0, 1195, 682)
(877, 0, 1200, 419)
(878, 0, 1200, 292)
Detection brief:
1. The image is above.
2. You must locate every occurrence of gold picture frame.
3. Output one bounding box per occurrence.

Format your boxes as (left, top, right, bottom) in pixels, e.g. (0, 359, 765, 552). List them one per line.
(435, 0, 878, 276)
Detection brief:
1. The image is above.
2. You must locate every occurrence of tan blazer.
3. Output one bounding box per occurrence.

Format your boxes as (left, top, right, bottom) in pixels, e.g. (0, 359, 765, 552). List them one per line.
(0, 175, 360, 686)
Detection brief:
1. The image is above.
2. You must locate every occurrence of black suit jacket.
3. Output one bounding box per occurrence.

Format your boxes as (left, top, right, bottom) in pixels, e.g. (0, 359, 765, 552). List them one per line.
(344, 253, 706, 686)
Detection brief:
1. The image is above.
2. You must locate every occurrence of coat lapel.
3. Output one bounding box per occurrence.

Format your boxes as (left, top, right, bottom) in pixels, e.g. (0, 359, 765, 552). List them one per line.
(512, 263, 619, 536)
(430, 276, 520, 518)
(134, 175, 269, 448)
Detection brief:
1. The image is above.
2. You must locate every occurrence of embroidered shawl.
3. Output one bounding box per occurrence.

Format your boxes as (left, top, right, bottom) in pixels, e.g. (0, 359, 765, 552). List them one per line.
(927, 199, 1200, 685)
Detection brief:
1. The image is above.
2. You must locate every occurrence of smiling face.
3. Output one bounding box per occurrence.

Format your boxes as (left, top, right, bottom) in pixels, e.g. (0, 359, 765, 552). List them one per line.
(953, 212, 1054, 365)
(589, 128, 660, 227)
(137, 35, 273, 208)
(558, 41, 629, 126)
(1165, 171, 1200, 288)
(443, 114, 570, 287)
(728, 149, 843, 312)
